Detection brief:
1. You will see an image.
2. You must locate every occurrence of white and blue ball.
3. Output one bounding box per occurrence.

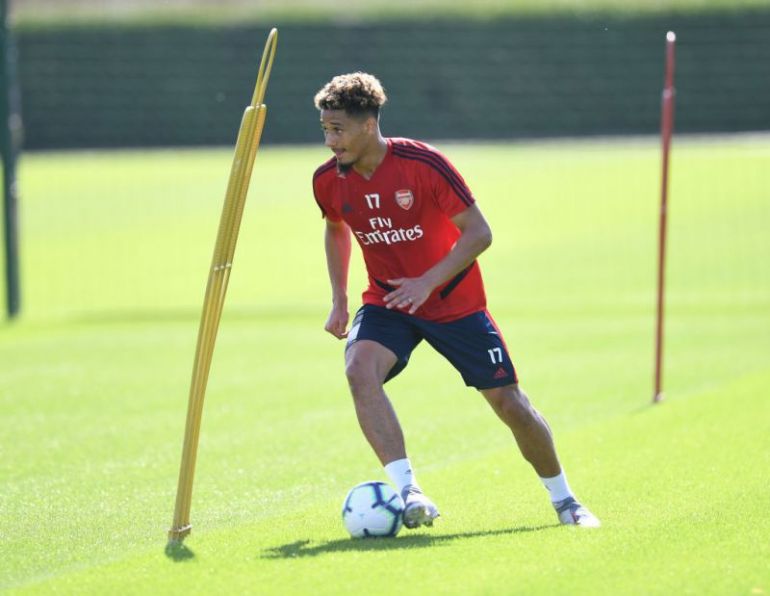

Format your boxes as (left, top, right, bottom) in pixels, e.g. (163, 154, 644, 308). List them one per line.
(342, 481, 404, 538)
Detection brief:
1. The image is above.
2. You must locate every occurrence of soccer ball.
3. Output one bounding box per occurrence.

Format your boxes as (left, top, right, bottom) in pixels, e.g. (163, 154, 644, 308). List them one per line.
(341, 481, 404, 538)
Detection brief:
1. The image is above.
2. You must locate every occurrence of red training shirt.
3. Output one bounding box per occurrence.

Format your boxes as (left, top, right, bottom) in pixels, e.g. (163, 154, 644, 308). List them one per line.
(313, 137, 487, 323)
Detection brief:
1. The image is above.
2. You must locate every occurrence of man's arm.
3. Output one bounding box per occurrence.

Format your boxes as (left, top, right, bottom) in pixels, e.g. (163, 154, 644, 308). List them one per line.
(384, 204, 492, 314)
(324, 218, 352, 338)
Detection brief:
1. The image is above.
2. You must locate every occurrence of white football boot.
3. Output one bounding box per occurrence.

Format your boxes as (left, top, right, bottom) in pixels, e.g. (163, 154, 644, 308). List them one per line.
(401, 486, 440, 529)
(553, 496, 601, 528)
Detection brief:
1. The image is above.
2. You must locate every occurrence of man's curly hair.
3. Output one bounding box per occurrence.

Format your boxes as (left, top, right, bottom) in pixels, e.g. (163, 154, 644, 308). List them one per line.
(314, 72, 387, 118)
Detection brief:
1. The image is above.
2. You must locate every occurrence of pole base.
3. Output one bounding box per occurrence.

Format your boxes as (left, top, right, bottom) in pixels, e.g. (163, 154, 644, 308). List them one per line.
(168, 524, 192, 543)
(653, 392, 664, 404)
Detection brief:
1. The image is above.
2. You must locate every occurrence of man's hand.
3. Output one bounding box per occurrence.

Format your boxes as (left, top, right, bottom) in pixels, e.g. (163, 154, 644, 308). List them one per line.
(384, 276, 435, 315)
(383, 206, 492, 316)
(324, 303, 349, 339)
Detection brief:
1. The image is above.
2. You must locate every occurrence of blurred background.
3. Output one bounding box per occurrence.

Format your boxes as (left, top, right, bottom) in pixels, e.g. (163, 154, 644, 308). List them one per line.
(9, 0, 770, 149)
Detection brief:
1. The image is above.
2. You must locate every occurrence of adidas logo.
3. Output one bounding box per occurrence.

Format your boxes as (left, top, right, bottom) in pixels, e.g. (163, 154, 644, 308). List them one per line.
(493, 366, 507, 380)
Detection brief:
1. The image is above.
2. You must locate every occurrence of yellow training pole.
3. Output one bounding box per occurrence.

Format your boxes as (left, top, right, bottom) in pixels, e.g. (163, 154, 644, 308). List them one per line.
(168, 28, 277, 544)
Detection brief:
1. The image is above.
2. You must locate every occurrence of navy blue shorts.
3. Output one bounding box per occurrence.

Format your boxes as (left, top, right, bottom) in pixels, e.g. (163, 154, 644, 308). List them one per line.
(346, 304, 518, 390)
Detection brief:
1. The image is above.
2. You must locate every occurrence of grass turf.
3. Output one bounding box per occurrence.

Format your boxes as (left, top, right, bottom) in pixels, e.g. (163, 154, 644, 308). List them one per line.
(1, 137, 769, 593)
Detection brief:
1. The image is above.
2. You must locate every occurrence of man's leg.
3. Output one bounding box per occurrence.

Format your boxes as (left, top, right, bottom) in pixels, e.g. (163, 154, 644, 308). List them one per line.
(344, 339, 404, 465)
(480, 384, 600, 527)
(344, 338, 439, 528)
(480, 384, 560, 477)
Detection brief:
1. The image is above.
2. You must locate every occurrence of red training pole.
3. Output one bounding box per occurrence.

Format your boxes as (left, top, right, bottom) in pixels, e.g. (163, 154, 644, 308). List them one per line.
(653, 31, 677, 404)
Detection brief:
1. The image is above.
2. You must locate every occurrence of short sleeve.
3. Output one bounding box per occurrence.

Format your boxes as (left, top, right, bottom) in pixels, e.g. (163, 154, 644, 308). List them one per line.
(429, 151, 476, 218)
(312, 163, 342, 222)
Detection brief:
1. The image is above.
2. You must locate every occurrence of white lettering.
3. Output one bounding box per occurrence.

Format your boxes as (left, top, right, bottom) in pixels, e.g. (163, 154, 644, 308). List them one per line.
(368, 216, 392, 230)
(353, 224, 424, 246)
(488, 347, 503, 363)
(364, 193, 380, 209)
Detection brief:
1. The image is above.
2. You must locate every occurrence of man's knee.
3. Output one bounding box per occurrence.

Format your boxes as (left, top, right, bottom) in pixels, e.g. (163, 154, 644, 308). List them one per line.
(345, 355, 381, 394)
(345, 341, 397, 395)
(484, 385, 536, 424)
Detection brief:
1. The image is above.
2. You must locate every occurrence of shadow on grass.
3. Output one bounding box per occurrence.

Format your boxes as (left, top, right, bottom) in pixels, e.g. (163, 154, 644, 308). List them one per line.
(262, 523, 558, 559)
(165, 541, 196, 562)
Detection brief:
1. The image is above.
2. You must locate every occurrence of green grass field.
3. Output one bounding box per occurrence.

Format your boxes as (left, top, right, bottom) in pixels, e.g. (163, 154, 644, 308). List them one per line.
(2, 137, 769, 594)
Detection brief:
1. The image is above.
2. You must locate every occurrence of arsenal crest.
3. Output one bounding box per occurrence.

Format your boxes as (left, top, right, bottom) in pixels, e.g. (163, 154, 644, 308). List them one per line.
(395, 189, 414, 210)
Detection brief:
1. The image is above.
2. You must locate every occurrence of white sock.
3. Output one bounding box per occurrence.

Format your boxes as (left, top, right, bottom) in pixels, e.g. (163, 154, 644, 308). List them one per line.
(384, 458, 419, 495)
(540, 470, 574, 503)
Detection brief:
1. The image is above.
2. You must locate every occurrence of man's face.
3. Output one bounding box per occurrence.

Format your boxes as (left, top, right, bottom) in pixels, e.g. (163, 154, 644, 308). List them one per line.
(320, 109, 373, 167)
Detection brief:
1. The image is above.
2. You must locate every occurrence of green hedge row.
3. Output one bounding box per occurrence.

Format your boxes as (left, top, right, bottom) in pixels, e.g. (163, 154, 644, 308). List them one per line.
(16, 10, 770, 149)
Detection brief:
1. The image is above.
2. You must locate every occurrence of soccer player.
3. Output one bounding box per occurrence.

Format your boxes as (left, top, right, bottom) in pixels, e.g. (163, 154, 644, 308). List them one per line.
(312, 72, 600, 529)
